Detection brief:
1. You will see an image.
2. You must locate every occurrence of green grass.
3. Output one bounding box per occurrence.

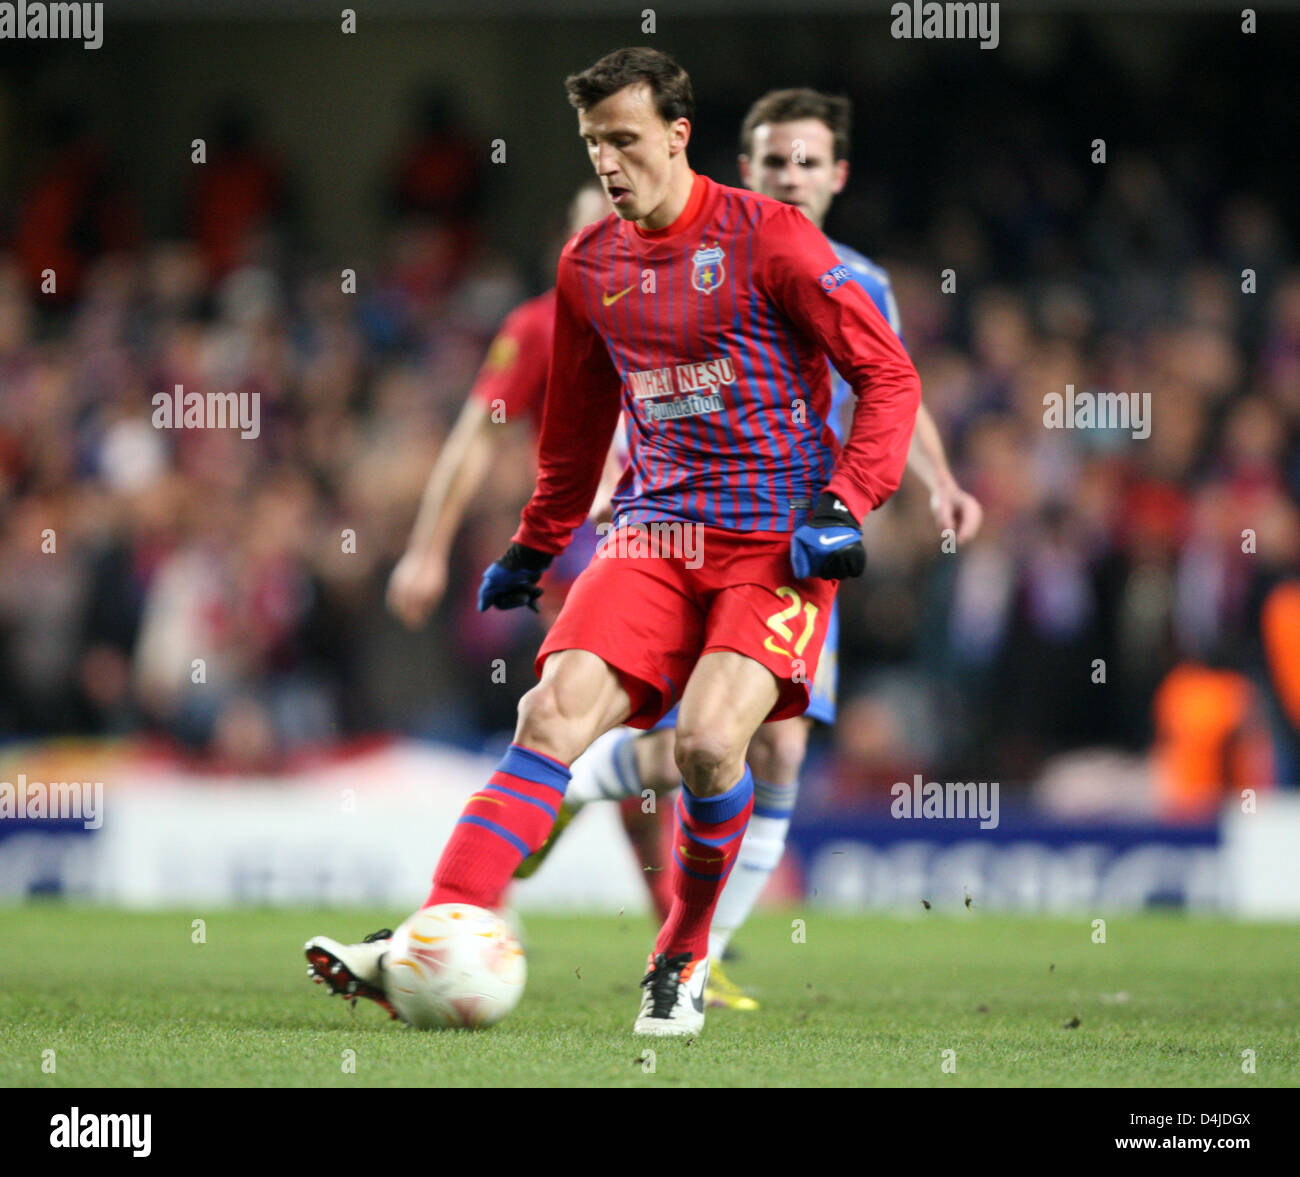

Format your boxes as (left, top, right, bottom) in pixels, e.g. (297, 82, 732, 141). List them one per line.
(1, 906, 1296, 1087)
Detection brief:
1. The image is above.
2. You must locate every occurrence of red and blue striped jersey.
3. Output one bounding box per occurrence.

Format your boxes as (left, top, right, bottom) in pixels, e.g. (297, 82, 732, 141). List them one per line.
(513, 171, 920, 553)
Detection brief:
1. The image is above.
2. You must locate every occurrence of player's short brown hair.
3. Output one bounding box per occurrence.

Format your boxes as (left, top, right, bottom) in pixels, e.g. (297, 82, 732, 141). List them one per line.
(564, 47, 694, 125)
(740, 88, 852, 161)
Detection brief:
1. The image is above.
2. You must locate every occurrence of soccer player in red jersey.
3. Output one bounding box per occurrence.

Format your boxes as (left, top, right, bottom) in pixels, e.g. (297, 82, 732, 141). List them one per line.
(521, 89, 983, 1013)
(309, 47, 921, 1036)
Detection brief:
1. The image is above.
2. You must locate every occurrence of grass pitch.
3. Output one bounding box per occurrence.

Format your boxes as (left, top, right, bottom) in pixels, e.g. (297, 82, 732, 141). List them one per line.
(1, 905, 1295, 1087)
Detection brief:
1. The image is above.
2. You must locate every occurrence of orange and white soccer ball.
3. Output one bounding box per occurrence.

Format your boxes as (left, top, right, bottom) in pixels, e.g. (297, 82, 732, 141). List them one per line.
(383, 904, 526, 1029)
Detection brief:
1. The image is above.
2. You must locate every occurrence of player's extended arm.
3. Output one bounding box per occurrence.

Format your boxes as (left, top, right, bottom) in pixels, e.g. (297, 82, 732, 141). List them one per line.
(480, 249, 623, 611)
(387, 396, 499, 629)
(906, 403, 983, 544)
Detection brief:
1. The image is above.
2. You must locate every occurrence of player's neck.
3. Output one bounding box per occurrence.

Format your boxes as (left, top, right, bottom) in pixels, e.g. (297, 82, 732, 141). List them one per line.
(637, 162, 696, 233)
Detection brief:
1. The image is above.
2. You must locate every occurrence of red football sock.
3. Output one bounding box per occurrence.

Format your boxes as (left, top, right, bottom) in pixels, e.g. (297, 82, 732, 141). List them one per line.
(618, 796, 673, 923)
(426, 744, 570, 910)
(654, 768, 754, 963)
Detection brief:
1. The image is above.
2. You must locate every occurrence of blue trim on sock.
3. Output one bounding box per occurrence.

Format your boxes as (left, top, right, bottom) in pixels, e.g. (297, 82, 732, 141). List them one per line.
(458, 814, 529, 858)
(484, 783, 558, 818)
(500, 744, 571, 795)
(679, 766, 753, 825)
(751, 802, 796, 819)
(751, 774, 798, 810)
(675, 803, 748, 847)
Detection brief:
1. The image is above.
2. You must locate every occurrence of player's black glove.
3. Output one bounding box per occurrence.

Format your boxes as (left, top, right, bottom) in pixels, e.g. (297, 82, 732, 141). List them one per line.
(478, 542, 553, 612)
(790, 492, 866, 580)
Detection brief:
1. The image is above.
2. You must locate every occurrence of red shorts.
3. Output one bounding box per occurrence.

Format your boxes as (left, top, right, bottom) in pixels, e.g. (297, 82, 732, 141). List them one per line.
(537, 524, 838, 728)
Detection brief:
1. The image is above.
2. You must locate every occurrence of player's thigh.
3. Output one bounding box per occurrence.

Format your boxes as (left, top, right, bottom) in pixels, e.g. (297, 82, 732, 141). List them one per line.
(675, 650, 781, 787)
(538, 543, 702, 729)
(746, 715, 813, 786)
(515, 648, 633, 763)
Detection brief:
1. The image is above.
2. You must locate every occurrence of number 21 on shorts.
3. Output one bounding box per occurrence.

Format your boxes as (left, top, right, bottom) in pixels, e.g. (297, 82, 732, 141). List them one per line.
(763, 586, 819, 660)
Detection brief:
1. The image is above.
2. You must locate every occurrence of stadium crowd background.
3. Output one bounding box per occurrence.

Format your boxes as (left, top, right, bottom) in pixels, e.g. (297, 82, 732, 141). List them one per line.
(1, 10, 1297, 824)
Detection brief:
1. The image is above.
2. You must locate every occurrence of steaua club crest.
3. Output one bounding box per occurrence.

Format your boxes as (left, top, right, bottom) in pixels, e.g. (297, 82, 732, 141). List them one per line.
(690, 242, 726, 294)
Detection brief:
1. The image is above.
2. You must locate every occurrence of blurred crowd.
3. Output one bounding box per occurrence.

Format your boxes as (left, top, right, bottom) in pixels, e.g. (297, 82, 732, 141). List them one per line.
(1, 85, 1297, 821)
(825, 165, 1300, 817)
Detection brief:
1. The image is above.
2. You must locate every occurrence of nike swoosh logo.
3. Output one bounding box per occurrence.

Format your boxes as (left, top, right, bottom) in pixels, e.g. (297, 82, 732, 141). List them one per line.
(818, 533, 857, 547)
(602, 284, 635, 307)
(691, 988, 704, 1013)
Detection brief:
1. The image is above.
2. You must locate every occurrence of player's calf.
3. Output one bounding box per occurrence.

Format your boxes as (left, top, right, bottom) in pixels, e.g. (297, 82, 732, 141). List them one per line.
(427, 744, 571, 910)
(707, 717, 810, 967)
(428, 650, 631, 911)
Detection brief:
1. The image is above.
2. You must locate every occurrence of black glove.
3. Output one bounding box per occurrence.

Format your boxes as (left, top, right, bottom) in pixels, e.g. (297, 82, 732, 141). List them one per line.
(790, 492, 866, 580)
(478, 542, 553, 612)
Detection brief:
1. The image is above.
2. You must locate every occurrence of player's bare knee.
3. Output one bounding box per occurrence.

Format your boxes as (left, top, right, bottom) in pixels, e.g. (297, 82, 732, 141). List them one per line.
(515, 682, 586, 763)
(674, 729, 741, 796)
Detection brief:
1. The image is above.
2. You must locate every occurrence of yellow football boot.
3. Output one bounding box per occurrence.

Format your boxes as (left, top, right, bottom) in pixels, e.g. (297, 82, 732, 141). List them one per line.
(704, 956, 759, 1011)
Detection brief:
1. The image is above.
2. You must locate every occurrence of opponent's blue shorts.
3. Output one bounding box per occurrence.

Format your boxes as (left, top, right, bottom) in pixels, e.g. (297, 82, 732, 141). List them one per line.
(650, 600, 839, 730)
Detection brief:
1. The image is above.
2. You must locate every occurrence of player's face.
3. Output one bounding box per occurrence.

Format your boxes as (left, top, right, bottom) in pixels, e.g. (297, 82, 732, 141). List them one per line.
(578, 83, 688, 224)
(740, 119, 848, 229)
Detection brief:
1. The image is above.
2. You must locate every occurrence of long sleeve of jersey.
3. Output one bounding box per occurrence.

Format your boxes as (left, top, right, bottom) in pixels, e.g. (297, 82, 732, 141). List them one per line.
(756, 203, 922, 522)
(512, 245, 624, 555)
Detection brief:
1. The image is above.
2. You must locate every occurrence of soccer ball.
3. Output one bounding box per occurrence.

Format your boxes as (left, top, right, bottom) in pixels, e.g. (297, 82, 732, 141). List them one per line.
(383, 904, 526, 1029)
